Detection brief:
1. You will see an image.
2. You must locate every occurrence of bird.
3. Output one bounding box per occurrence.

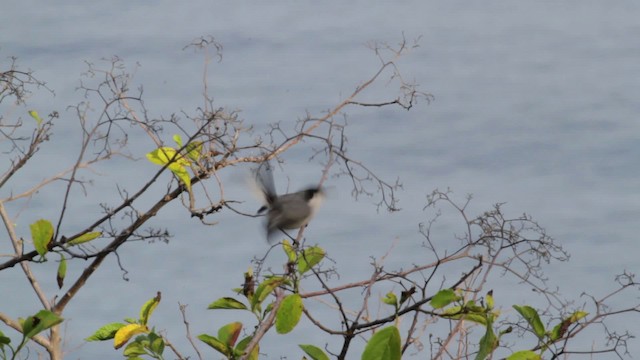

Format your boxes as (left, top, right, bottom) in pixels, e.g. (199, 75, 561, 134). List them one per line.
(253, 161, 324, 243)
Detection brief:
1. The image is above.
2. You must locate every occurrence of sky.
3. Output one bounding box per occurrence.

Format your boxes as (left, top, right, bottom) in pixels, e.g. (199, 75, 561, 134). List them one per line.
(1, 1, 640, 359)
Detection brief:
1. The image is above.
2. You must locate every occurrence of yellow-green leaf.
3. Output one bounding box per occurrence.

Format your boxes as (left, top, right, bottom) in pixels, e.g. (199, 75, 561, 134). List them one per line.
(431, 289, 459, 309)
(168, 163, 191, 190)
(441, 305, 462, 316)
(476, 321, 498, 360)
(383, 292, 398, 307)
(173, 134, 183, 148)
(146, 147, 190, 166)
(298, 246, 325, 274)
(282, 240, 296, 263)
(464, 300, 484, 313)
(441, 305, 487, 325)
(252, 276, 286, 311)
(198, 334, 229, 355)
(463, 313, 488, 325)
(242, 267, 255, 299)
(139, 292, 161, 325)
(66, 231, 102, 246)
(550, 310, 589, 341)
(146, 147, 192, 190)
(56, 255, 67, 289)
(299, 344, 330, 360)
(218, 322, 242, 348)
(185, 140, 203, 161)
(276, 294, 303, 334)
(506, 350, 541, 360)
(235, 336, 259, 360)
(513, 305, 545, 339)
(486, 290, 494, 310)
(21, 310, 63, 339)
(114, 324, 148, 349)
(30, 219, 54, 257)
(207, 297, 248, 310)
(569, 310, 588, 323)
(28, 110, 43, 125)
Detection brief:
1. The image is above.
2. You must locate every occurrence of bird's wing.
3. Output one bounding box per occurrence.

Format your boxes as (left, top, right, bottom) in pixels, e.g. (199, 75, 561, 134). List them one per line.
(253, 161, 277, 205)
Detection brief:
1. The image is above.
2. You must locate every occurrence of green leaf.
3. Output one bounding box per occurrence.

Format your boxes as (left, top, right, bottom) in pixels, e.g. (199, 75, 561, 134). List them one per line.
(298, 246, 325, 274)
(66, 231, 102, 246)
(475, 321, 498, 360)
(299, 344, 330, 360)
(361, 326, 401, 360)
(383, 292, 398, 307)
(86, 322, 126, 341)
(513, 305, 545, 339)
(207, 297, 248, 310)
(28, 110, 43, 125)
(431, 289, 459, 309)
(139, 292, 161, 326)
(506, 350, 541, 360)
(30, 219, 54, 257)
(56, 255, 67, 289)
(0, 329, 11, 346)
(276, 294, 303, 334)
(22, 310, 63, 339)
(149, 332, 165, 355)
(218, 322, 242, 348)
(235, 336, 259, 360)
(198, 334, 229, 356)
(123, 341, 147, 357)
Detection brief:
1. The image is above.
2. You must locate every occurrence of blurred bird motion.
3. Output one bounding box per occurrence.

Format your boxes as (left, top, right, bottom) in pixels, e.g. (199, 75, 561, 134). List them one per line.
(253, 161, 324, 243)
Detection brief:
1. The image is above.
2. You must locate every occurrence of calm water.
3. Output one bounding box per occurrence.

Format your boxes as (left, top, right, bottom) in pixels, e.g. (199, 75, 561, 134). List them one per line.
(2, 1, 639, 358)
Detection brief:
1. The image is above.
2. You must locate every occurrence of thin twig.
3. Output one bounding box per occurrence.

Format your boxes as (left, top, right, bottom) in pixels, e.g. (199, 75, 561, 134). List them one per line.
(0, 201, 50, 309)
(179, 303, 203, 360)
(239, 289, 286, 360)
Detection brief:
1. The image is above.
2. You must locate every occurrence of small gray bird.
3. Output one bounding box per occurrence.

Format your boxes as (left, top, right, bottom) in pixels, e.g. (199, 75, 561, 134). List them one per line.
(254, 161, 324, 243)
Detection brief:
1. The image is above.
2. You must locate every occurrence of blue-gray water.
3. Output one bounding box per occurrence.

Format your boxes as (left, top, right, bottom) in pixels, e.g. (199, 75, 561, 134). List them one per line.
(2, 1, 639, 359)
